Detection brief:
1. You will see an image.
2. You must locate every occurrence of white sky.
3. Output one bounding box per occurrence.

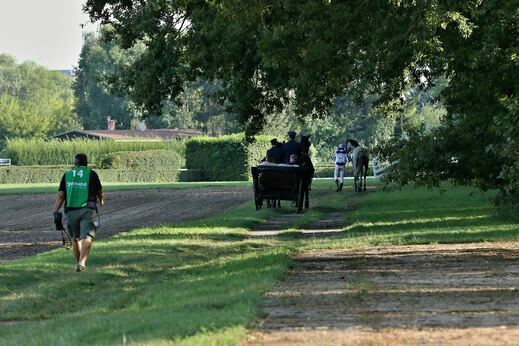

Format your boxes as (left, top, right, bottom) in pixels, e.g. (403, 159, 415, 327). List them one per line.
(0, 0, 98, 70)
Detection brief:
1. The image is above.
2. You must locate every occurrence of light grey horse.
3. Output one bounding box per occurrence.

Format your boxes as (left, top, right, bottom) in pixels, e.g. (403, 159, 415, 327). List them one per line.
(346, 139, 369, 191)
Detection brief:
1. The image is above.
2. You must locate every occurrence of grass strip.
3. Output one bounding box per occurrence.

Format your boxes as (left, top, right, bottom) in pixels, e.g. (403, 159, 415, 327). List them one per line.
(303, 184, 519, 249)
(0, 184, 339, 345)
(1, 182, 517, 345)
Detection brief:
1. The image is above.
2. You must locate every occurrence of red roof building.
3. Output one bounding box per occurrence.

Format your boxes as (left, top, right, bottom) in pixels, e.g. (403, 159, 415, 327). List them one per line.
(53, 129, 207, 141)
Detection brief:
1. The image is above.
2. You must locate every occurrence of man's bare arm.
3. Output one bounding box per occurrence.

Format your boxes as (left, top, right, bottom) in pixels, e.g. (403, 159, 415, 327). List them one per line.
(97, 190, 105, 207)
(53, 191, 65, 212)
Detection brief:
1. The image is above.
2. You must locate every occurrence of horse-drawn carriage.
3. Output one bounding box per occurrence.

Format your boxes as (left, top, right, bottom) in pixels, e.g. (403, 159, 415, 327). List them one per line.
(251, 164, 311, 214)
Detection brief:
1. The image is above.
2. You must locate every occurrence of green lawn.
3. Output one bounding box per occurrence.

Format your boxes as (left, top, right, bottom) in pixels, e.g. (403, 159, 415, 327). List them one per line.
(1, 182, 517, 345)
(303, 184, 519, 249)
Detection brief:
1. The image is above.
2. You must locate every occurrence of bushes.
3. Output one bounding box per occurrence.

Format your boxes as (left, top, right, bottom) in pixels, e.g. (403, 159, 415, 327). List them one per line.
(2, 138, 186, 166)
(1, 134, 281, 182)
(101, 150, 184, 170)
(0, 165, 181, 184)
(0, 166, 68, 184)
(185, 134, 270, 181)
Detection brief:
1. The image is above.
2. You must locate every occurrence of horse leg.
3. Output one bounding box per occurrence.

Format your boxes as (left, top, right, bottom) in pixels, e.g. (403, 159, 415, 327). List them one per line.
(352, 168, 357, 191)
(305, 189, 310, 209)
(363, 163, 368, 191)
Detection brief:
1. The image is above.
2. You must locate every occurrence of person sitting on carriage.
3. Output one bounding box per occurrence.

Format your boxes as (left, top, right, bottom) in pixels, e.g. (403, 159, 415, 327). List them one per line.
(289, 153, 299, 165)
(266, 138, 284, 163)
(283, 130, 302, 163)
(262, 138, 285, 208)
(332, 143, 350, 192)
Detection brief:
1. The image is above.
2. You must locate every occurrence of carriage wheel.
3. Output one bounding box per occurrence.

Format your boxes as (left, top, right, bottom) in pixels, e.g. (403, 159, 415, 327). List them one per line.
(296, 180, 304, 214)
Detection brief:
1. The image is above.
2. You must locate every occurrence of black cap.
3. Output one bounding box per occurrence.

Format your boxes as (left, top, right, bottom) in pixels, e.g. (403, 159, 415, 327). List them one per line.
(287, 130, 296, 138)
(270, 138, 278, 145)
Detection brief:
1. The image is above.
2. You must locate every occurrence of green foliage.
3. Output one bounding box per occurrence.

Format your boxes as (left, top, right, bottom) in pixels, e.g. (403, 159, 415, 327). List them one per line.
(101, 149, 183, 170)
(185, 134, 270, 181)
(75, 26, 239, 133)
(74, 28, 143, 130)
(84, 0, 518, 198)
(0, 166, 67, 184)
(0, 165, 181, 184)
(149, 79, 241, 135)
(396, 77, 448, 136)
(83, 1, 465, 134)
(261, 94, 397, 164)
(376, 1, 518, 198)
(0, 54, 80, 138)
(3, 138, 185, 166)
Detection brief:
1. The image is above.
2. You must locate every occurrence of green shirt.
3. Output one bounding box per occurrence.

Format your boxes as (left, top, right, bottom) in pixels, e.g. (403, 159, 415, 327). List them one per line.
(64, 167, 91, 208)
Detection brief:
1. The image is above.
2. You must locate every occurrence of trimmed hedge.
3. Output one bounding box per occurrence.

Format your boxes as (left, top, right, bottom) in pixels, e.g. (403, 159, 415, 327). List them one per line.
(185, 134, 271, 181)
(0, 166, 181, 184)
(101, 150, 184, 170)
(2, 138, 186, 166)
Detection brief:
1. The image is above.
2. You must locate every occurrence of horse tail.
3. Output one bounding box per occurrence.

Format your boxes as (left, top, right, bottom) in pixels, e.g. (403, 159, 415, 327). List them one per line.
(362, 151, 369, 176)
(353, 155, 363, 176)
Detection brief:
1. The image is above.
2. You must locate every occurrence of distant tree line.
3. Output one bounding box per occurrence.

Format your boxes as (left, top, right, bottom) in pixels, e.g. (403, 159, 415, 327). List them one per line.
(0, 54, 79, 143)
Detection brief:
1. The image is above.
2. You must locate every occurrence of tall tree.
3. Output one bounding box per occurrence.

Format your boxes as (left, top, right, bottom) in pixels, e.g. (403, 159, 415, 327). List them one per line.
(74, 27, 143, 129)
(75, 26, 238, 132)
(84, 1, 518, 195)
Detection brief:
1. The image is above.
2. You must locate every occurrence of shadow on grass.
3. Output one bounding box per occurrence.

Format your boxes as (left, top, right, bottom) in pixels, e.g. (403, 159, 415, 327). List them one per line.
(324, 186, 519, 246)
(0, 237, 293, 344)
(359, 206, 492, 220)
(339, 211, 519, 244)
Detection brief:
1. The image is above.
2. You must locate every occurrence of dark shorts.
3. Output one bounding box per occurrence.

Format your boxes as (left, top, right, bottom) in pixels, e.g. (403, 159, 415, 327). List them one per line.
(66, 208, 97, 240)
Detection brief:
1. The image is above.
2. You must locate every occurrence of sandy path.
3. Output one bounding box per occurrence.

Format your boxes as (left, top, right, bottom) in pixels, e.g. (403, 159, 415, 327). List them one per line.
(248, 242, 519, 345)
(0, 187, 252, 261)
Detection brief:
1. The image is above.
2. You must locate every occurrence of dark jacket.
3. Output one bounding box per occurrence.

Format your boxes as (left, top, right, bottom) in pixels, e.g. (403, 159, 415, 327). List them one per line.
(283, 140, 301, 163)
(266, 145, 284, 163)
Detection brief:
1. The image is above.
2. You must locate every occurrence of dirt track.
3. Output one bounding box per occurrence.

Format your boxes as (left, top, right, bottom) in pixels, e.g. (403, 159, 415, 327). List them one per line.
(0, 187, 251, 262)
(249, 243, 519, 346)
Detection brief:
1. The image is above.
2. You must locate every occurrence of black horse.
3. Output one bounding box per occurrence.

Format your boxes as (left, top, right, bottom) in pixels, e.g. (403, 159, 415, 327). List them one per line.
(299, 135, 315, 209)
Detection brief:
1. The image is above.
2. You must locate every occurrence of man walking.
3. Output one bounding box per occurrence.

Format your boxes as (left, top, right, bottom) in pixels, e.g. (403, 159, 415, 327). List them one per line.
(333, 143, 350, 192)
(53, 153, 104, 272)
